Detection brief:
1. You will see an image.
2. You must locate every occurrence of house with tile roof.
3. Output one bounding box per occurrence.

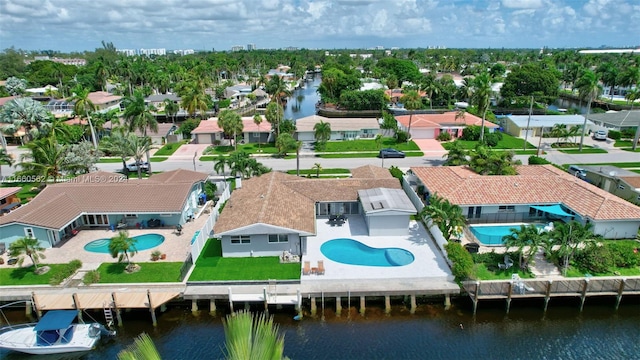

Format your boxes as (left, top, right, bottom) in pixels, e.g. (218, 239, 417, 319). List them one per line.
(408, 165, 640, 239)
(192, 116, 270, 145)
(581, 165, 640, 206)
(0, 169, 208, 248)
(213, 165, 416, 257)
(395, 111, 499, 139)
(294, 115, 381, 141)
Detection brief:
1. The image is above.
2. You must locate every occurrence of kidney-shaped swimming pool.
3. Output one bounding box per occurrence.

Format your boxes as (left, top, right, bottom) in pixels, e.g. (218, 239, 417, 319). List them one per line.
(320, 238, 414, 267)
(84, 233, 165, 253)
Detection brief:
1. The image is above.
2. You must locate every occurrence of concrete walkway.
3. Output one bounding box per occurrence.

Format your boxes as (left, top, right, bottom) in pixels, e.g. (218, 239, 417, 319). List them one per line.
(529, 250, 562, 278)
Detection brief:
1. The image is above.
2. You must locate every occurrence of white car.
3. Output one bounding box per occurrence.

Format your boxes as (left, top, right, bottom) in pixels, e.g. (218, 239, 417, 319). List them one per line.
(125, 161, 150, 172)
(593, 130, 607, 141)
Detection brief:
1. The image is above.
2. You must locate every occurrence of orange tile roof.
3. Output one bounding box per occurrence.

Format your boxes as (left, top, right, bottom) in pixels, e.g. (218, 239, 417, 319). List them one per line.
(0, 187, 21, 199)
(87, 91, 121, 105)
(620, 177, 640, 189)
(396, 111, 498, 129)
(0, 169, 207, 229)
(192, 116, 269, 134)
(214, 166, 401, 235)
(410, 165, 640, 221)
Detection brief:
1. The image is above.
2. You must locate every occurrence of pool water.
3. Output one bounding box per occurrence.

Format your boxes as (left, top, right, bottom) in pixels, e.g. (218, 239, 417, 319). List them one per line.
(84, 233, 165, 253)
(470, 223, 544, 246)
(320, 238, 414, 266)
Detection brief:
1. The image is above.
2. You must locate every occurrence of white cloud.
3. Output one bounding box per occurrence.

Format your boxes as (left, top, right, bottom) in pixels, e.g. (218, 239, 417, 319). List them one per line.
(502, 0, 543, 9)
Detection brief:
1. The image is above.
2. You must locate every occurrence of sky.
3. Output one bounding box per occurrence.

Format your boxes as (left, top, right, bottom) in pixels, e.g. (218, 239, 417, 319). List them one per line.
(1, 0, 639, 53)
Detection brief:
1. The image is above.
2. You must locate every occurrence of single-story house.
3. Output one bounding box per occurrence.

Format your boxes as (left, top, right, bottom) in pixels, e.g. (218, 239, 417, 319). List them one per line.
(586, 111, 640, 133)
(145, 93, 181, 111)
(503, 114, 594, 138)
(223, 85, 252, 100)
(25, 85, 58, 96)
(87, 91, 122, 112)
(581, 165, 640, 206)
(0, 169, 207, 248)
(0, 187, 21, 215)
(408, 165, 640, 239)
(103, 121, 181, 144)
(191, 116, 270, 145)
(385, 89, 427, 104)
(213, 165, 416, 257)
(294, 115, 380, 141)
(395, 111, 498, 139)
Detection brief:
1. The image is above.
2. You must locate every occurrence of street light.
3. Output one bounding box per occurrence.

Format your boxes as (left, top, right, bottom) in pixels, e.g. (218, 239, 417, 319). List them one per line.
(193, 151, 197, 171)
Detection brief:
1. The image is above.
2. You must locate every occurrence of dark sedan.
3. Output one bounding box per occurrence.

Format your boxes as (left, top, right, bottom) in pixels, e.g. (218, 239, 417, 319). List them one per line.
(378, 148, 405, 158)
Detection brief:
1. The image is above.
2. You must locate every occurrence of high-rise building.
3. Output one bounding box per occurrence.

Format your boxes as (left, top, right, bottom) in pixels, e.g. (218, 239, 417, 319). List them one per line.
(139, 48, 166, 56)
(117, 49, 136, 56)
(247, 43, 256, 51)
(231, 45, 244, 52)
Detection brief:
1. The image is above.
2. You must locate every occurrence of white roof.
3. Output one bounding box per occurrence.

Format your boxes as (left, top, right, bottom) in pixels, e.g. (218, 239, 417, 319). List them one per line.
(358, 188, 416, 214)
(508, 115, 592, 128)
(295, 115, 380, 132)
(25, 85, 58, 93)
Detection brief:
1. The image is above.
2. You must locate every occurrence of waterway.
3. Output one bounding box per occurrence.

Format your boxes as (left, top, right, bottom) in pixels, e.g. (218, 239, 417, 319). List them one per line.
(1, 297, 638, 359)
(283, 75, 321, 121)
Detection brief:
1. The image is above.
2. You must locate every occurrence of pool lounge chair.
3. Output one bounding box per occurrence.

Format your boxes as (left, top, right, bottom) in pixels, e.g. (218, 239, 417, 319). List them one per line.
(317, 260, 325, 275)
(303, 261, 311, 275)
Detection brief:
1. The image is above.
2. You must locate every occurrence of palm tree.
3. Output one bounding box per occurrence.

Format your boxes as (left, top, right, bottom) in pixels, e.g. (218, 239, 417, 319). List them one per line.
(18, 137, 67, 183)
(9, 237, 46, 271)
(313, 120, 331, 150)
(0, 97, 52, 145)
(218, 110, 244, 151)
(108, 230, 138, 270)
(576, 70, 602, 151)
(312, 162, 323, 178)
(253, 114, 263, 152)
(100, 131, 136, 175)
(401, 90, 422, 139)
(419, 193, 466, 240)
(117, 333, 161, 360)
(130, 135, 152, 179)
(227, 151, 251, 178)
(222, 310, 286, 360)
(423, 78, 440, 109)
(181, 85, 210, 119)
(547, 221, 598, 276)
(214, 154, 229, 176)
(123, 90, 158, 173)
(265, 102, 284, 137)
(0, 148, 13, 177)
(68, 85, 99, 149)
(266, 75, 292, 108)
(502, 224, 548, 270)
(164, 98, 179, 124)
(470, 72, 493, 143)
(442, 141, 469, 166)
(454, 109, 466, 124)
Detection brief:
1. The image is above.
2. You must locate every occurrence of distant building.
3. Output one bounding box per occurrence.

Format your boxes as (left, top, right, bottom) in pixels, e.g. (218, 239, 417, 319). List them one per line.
(117, 49, 136, 56)
(283, 46, 299, 51)
(173, 49, 195, 56)
(140, 48, 166, 56)
(24, 57, 86, 66)
(231, 45, 244, 52)
(247, 43, 256, 51)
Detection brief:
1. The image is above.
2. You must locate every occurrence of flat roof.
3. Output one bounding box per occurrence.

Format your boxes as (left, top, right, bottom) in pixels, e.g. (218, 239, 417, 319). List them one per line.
(508, 114, 590, 128)
(587, 111, 640, 127)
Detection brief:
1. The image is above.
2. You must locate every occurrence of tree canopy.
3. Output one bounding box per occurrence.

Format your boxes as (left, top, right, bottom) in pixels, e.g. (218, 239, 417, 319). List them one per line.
(500, 63, 560, 104)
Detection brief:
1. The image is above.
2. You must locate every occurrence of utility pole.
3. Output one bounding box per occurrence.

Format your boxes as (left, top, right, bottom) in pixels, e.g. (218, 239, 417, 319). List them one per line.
(523, 95, 534, 151)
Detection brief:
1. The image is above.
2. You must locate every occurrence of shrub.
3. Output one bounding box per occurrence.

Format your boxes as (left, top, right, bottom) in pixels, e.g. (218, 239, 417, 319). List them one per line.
(178, 119, 201, 138)
(621, 128, 637, 139)
(436, 131, 452, 141)
(83, 270, 101, 285)
(607, 130, 621, 140)
(444, 241, 474, 281)
(395, 130, 409, 143)
(49, 259, 83, 285)
(389, 165, 404, 180)
(528, 155, 551, 165)
(607, 241, 640, 268)
(485, 133, 500, 147)
(461, 125, 489, 141)
(574, 246, 614, 274)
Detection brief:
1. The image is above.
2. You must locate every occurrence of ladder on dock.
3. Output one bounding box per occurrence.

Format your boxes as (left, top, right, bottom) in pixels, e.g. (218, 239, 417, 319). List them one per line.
(103, 303, 114, 328)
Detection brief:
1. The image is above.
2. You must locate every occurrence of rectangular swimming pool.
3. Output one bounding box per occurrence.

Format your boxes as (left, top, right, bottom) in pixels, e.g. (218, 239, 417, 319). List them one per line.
(469, 223, 545, 246)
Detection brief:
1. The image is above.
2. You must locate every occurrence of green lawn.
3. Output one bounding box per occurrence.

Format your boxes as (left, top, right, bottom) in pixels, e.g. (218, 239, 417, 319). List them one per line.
(153, 140, 190, 156)
(0, 264, 72, 285)
(99, 157, 124, 163)
(567, 162, 640, 169)
(442, 133, 536, 150)
(205, 143, 279, 155)
(614, 140, 633, 148)
(473, 264, 534, 280)
(149, 157, 168, 162)
(1, 182, 40, 203)
(323, 138, 420, 152)
(189, 240, 301, 281)
(559, 148, 608, 154)
(564, 266, 640, 278)
(286, 168, 351, 175)
(96, 262, 183, 283)
(318, 151, 424, 159)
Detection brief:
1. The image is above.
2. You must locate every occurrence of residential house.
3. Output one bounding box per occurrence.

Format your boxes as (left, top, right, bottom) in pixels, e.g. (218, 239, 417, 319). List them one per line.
(587, 111, 640, 134)
(145, 93, 181, 111)
(103, 121, 181, 145)
(25, 85, 58, 96)
(87, 91, 122, 113)
(503, 114, 593, 138)
(408, 165, 640, 239)
(0, 187, 21, 215)
(213, 165, 415, 257)
(395, 111, 498, 139)
(581, 165, 640, 206)
(191, 116, 270, 145)
(294, 115, 380, 141)
(0, 169, 207, 248)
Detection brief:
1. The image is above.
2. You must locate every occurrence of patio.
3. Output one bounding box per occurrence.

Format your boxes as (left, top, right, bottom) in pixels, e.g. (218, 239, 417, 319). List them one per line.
(302, 216, 454, 283)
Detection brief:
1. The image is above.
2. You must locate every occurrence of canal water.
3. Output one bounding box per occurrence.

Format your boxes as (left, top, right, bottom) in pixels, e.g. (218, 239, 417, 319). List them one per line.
(1, 297, 638, 359)
(283, 75, 321, 121)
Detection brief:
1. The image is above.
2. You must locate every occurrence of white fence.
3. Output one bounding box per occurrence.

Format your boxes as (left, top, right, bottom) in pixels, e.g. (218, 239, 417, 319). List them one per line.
(190, 182, 231, 261)
(402, 176, 425, 213)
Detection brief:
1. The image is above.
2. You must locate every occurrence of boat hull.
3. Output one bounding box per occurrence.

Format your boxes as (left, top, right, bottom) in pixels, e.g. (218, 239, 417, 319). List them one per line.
(0, 323, 100, 355)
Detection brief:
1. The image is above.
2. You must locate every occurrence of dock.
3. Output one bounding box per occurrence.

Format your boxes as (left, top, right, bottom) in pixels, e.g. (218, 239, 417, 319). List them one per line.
(463, 276, 640, 313)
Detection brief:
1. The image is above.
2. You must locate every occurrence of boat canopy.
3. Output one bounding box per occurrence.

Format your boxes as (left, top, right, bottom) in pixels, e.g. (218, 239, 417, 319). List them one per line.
(530, 204, 573, 217)
(34, 310, 77, 331)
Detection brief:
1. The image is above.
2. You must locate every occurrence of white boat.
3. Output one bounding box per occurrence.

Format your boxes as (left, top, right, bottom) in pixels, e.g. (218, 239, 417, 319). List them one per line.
(0, 309, 115, 355)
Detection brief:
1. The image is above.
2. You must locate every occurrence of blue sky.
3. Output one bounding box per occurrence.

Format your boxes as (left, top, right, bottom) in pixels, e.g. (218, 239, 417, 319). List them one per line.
(1, 0, 638, 52)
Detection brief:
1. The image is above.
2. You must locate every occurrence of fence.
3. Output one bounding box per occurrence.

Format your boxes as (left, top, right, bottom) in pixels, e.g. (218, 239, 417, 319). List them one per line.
(190, 182, 231, 262)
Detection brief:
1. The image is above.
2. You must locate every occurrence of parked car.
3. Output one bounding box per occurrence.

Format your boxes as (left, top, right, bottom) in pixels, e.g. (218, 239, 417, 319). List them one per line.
(568, 165, 587, 179)
(378, 148, 406, 158)
(125, 161, 150, 172)
(593, 130, 607, 141)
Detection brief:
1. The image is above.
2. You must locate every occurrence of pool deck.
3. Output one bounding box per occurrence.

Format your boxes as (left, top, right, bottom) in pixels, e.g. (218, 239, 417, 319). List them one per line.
(301, 216, 458, 295)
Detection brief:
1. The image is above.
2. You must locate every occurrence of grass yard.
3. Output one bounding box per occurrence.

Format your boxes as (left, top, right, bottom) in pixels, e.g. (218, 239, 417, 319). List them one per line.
(559, 148, 608, 154)
(0, 182, 40, 203)
(149, 157, 168, 162)
(205, 143, 279, 155)
(317, 151, 423, 159)
(566, 162, 640, 169)
(442, 133, 535, 150)
(96, 262, 183, 283)
(189, 240, 300, 281)
(98, 157, 124, 163)
(0, 264, 72, 285)
(322, 138, 420, 152)
(286, 168, 351, 175)
(472, 263, 534, 280)
(153, 140, 190, 156)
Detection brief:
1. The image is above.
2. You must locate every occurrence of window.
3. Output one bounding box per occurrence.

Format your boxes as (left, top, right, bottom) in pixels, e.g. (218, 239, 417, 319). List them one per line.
(467, 207, 474, 218)
(498, 205, 515, 212)
(252, 132, 261, 138)
(268, 234, 288, 243)
(124, 214, 138, 218)
(617, 184, 625, 190)
(231, 235, 250, 244)
(24, 227, 34, 238)
(474, 206, 482, 219)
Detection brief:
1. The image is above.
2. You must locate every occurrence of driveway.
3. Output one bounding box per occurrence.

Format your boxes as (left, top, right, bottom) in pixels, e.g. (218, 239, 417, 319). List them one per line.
(169, 144, 211, 160)
(412, 139, 447, 156)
